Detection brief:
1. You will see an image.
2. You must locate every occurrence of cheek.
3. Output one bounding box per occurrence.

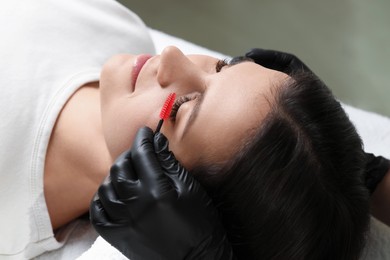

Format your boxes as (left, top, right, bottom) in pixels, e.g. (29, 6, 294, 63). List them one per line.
(166, 116, 258, 172)
(100, 54, 134, 106)
(167, 131, 221, 171)
(167, 141, 200, 171)
(101, 94, 162, 160)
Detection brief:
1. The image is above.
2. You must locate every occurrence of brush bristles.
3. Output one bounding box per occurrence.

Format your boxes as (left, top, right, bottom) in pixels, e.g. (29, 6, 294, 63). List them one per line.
(159, 93, 176, 120)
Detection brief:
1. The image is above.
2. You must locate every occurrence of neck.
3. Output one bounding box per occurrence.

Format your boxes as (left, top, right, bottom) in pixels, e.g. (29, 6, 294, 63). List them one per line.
(44, 81, 112, 229)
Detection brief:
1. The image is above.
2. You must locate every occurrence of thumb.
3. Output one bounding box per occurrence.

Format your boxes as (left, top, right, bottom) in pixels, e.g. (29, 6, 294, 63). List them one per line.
(153, 132, 194, 194)
(131, 127, 174, 197)
(153, 132, 179, 174)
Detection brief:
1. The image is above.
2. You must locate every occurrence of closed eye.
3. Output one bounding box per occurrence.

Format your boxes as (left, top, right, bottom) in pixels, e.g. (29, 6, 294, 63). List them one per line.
(170, 93, 201, 121)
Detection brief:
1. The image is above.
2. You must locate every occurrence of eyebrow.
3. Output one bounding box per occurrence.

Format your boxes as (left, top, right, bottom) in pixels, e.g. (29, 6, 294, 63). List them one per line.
(181, 88, 207, 139)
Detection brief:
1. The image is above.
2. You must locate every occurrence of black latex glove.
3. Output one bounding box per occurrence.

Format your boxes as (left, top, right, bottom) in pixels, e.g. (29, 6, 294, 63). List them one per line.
(245, 48, 314, 76)
(365, 153, 390, 194)
(90, 127, 233, 260)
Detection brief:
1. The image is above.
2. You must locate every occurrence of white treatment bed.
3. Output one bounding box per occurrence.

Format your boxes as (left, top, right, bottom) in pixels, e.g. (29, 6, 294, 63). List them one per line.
(35, 28, 390, 260)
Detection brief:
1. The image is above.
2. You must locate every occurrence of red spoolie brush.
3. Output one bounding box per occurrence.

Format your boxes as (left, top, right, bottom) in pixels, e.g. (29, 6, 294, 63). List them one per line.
(155, 93, 176, 133)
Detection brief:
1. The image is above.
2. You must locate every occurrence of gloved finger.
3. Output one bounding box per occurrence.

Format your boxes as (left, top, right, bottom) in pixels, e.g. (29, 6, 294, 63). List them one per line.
(245, 48, 294, 73)
(245, 48, 311, 75)
(89, 193, 112, 227)
(90, 194, 127, 237)
(131, 127, 175, 198)
(111, 148, 138, 181)
(110, 151, 141, 200)
(154, 132, 199, 195)
(97, 176, 136, 223)
(245, 48, 285, 70)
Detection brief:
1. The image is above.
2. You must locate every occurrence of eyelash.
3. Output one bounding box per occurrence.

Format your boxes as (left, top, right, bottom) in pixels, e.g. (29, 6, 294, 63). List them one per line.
(216, 58, 229, 72)
(170, 93, 200, 121)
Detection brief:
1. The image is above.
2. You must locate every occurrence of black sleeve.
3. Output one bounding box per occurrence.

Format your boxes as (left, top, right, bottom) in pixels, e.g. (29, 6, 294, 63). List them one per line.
(365, 153, 390, 194)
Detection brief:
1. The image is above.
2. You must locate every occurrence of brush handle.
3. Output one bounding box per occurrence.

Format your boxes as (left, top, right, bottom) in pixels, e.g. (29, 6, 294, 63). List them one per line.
(155, 119, 164, 133)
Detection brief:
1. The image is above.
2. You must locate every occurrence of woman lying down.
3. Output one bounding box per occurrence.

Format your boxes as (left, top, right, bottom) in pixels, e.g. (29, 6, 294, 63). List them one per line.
(90, 47, 390, 260)
(1, 0, 389, 259)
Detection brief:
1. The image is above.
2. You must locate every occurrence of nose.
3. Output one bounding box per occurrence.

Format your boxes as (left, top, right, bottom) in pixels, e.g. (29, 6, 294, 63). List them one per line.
(157, 46, 205, 90)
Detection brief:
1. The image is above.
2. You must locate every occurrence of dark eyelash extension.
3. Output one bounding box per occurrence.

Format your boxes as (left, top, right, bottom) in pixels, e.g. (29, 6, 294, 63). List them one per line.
(170, 93, 200, 120)
(215, 58, 230, 72)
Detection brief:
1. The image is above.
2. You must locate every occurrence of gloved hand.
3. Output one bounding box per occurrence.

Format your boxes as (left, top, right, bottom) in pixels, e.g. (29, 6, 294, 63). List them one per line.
(90, 127, 234, 260)
(365, 153, 390, 194)
(245, 48, 314, 76)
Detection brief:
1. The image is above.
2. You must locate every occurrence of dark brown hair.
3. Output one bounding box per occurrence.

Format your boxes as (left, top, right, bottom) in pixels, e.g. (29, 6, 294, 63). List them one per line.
(192, 72, 370, 259)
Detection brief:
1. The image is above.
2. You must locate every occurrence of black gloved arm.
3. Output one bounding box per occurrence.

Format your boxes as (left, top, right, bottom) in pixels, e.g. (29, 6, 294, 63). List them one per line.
(368, 153, 390, 226)
(365, 153, 390, 194)
(90, 127, 234, 260)
(245, 48, 315, 76)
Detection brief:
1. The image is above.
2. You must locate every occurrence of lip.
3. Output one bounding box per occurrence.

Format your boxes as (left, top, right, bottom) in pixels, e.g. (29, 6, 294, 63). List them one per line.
(131, 54, 153, 90)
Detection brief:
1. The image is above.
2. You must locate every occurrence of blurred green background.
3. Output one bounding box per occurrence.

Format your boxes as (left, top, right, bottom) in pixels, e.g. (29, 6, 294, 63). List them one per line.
(119, 0, 390, 117)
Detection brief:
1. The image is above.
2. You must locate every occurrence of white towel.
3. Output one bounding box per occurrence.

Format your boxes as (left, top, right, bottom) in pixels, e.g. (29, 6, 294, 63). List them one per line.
(76, 236, 126, 260)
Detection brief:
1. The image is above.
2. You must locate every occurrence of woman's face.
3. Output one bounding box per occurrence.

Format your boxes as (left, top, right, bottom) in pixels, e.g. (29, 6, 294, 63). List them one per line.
(100, 46, 288, 169)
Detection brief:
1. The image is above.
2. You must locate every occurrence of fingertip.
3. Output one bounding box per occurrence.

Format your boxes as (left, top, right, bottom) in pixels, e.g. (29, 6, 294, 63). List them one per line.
(132, 127, 154, 153)
(153, 132, 169, 153)
(130, 129, 157, 172)
(90, 197, 102, 214)
(97, 176, 114, 206)
(89, 197, 108, 226)
(138, 126, 154, 136)
(245, 48, 268, 57)
(92, 193, 100, 203)
(110, 154, 139, 184)
(114, 148, 132, 165)
(114, 128, 153, 165)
